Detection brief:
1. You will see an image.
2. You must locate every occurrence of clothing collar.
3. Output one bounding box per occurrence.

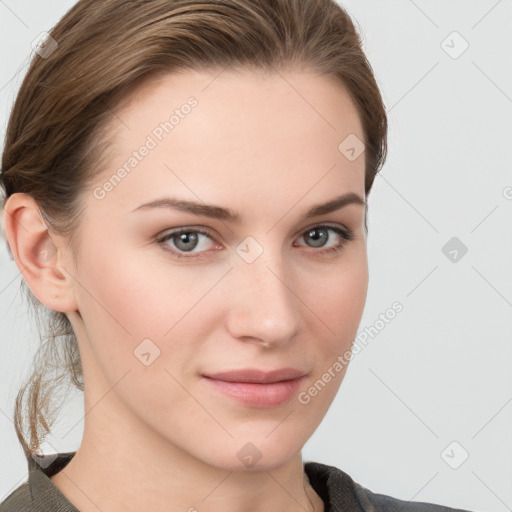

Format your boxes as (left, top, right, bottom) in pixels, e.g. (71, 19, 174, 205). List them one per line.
(28, 452, 78, 511)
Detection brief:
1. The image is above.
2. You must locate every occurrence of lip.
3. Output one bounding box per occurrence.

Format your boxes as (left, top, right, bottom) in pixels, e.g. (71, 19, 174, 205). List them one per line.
(204, 368, 306, 384)
(202, 368, 307, 408)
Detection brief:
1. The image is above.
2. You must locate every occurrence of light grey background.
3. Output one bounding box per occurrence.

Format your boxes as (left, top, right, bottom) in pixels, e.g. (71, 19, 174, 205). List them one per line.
(1, 1, 511, 511)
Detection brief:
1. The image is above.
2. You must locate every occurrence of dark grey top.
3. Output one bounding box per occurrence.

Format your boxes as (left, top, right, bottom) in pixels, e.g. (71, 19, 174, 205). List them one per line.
(0, 452, 473, 511)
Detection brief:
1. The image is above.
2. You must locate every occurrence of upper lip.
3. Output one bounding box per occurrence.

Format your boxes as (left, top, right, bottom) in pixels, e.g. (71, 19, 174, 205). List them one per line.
(203, 368, 307, 384)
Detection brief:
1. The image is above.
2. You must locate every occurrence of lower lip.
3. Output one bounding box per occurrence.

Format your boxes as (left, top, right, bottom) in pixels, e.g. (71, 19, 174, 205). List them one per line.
(202, 376, 304, 408)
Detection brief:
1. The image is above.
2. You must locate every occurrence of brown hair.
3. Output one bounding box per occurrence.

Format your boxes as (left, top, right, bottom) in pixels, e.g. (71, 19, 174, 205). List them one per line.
(0, 0, 387, 464)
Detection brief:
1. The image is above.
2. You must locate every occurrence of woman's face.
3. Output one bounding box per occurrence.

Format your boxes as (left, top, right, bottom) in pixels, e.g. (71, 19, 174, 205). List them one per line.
(66, 67, 368, 471)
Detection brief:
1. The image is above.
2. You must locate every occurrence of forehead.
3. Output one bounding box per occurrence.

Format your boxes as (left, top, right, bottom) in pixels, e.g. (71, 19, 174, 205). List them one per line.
(87, 67, 366, 220)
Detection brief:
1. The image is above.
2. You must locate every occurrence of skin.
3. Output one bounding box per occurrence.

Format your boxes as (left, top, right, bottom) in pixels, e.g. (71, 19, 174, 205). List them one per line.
(4, 67, 368, 512)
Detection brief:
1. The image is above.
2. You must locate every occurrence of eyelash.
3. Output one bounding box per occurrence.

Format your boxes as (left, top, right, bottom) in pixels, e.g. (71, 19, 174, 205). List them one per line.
(156, 224, 354, 261)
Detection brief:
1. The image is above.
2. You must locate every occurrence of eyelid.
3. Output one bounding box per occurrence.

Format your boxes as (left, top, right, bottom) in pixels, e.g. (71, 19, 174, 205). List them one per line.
(296, 221, 350, 236)
(157, 225, 218, 244)
(157, 222, 349, 243)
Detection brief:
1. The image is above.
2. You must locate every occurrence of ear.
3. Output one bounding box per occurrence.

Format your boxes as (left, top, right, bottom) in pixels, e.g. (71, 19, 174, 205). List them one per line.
(2, 192, 79, 313)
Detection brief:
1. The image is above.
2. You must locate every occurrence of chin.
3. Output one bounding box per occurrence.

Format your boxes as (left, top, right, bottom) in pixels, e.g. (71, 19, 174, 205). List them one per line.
(193, 430, 305, 473)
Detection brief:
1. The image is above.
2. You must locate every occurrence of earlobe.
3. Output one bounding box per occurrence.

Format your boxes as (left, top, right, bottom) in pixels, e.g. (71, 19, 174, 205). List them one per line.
(2, 192, 78, 312)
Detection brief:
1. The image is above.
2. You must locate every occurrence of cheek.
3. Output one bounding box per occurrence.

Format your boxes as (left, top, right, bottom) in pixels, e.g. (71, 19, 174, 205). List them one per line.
(299, 252, 368, 374)
(79, 242, 211, 334)
(304, 252, 368, 329)
(74, 247, 223, 379)
(294, 259, 367, 415)
(73, 251, 201, 423)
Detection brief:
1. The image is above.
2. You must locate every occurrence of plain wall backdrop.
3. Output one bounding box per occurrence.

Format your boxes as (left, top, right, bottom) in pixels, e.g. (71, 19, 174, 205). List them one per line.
(0, 1, 511, 511)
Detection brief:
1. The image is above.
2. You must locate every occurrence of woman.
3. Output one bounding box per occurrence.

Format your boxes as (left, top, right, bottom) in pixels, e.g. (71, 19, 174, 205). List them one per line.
(0, 0, 473, 510)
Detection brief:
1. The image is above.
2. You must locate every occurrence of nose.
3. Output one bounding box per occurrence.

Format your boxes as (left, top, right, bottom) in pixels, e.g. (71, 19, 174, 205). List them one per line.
(225, 246, 302, 348)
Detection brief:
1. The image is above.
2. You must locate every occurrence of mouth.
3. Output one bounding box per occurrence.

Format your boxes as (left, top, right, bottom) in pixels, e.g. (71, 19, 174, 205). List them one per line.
(201, 368, 307, 408)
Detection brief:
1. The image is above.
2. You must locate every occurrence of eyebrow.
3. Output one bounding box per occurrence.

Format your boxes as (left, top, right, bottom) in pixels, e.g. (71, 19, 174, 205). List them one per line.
(131, 192, 366, 223)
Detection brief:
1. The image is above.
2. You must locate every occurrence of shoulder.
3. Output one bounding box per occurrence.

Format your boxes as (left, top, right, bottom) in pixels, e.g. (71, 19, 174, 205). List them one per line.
(0, 452, 78, 512)
(0, 480, 34, 512)
(352, 479, 472, 512)
(304, 461, 473, 512)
